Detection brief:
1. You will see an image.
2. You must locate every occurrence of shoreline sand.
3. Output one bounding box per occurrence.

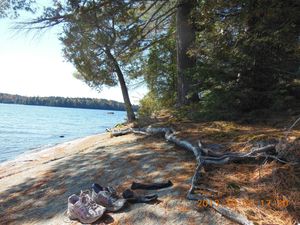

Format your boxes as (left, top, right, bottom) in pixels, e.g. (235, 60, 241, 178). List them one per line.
(0, 131, 229, 225)
(0, 132, 106, 166)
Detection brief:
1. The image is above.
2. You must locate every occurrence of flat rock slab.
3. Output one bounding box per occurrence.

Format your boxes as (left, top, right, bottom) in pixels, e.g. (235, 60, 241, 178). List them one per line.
(0, 133, 233, 225)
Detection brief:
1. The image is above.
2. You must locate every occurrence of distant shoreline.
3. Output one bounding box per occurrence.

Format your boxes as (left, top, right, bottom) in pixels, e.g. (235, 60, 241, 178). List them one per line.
(0, 92, 138, 111)
(0, 102, 126, 112)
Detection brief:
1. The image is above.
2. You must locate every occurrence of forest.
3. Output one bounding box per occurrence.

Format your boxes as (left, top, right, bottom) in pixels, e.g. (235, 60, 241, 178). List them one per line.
(0, 92, 136, 111)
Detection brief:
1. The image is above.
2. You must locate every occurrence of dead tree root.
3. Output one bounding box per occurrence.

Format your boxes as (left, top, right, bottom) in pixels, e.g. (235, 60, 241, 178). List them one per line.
(111, 127, 286, 225)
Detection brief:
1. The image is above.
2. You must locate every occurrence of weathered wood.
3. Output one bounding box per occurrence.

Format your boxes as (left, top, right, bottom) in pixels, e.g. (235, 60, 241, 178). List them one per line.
(111, 128, 132, 136)
(111, 127, 282, 225)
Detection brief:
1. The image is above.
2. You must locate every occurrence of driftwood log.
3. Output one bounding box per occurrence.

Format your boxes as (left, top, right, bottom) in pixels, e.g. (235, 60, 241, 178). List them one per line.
(111, 127, 283, 225)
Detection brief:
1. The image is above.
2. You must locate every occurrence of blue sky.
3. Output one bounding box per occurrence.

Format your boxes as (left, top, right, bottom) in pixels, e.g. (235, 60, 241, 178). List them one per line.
(0, 13, 147, 104)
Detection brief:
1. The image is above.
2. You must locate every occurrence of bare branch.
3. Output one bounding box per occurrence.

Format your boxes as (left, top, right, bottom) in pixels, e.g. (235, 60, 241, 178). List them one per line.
(110, 127, 293, 225)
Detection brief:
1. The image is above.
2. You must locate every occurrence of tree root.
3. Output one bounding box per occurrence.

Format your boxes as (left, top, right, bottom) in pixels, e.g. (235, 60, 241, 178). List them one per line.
(110, 126, 285, 225)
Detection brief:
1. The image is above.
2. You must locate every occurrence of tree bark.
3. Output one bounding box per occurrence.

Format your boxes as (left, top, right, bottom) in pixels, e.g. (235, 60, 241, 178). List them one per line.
(176, 0, 196, 105)
(106, 50, 136, 122)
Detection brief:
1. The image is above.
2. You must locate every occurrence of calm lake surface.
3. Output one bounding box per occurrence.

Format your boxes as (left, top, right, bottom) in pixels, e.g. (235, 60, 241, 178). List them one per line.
(0, 103, 126, 163)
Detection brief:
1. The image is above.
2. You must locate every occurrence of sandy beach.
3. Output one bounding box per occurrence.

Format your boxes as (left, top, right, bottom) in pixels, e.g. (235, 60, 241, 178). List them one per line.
(0, 132, 230, 225)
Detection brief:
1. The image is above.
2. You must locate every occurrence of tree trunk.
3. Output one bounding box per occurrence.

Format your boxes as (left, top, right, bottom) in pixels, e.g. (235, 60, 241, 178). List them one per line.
(176, 0, 196, 105)
(105, 50, 136, 122)
(115, 67, 136, 122)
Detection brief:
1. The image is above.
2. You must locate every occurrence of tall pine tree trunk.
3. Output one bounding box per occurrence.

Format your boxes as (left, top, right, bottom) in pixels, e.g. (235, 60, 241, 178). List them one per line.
(176, 0, 196, 105)
(116, 69, 136, 123)
(106, 50, 136, 122)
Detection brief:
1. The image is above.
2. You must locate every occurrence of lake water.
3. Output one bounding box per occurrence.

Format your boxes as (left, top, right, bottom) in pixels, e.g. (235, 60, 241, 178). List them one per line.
(0, 103, 126, 163)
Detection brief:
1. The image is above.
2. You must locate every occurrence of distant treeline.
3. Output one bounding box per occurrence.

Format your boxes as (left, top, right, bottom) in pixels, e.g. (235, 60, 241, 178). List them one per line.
(0, 93, 138, 111)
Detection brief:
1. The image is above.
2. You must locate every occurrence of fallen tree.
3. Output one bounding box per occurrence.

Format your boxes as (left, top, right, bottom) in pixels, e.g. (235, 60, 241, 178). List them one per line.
(111, 126, 292, 225)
